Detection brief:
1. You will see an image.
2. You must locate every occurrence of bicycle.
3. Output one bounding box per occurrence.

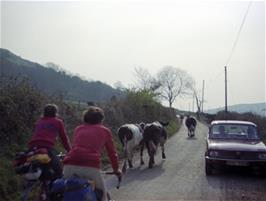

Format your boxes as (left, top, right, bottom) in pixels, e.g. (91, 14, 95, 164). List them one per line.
(14, 148, 64, 201)
(50, 171, 121, 201)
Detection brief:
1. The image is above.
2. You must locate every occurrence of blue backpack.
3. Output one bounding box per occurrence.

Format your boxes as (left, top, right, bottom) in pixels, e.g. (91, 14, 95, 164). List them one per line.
(50, 177, 102, 201)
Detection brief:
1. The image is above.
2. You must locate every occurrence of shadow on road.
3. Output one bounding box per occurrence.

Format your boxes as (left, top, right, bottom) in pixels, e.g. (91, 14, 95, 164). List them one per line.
(118, 159, 166, 187)
(186, 136, 198, 140)
(208, 166, 265, 179)
(135, 160, 166, 181)
(206, 166, 266, 189)
(205, 166, 266, 200)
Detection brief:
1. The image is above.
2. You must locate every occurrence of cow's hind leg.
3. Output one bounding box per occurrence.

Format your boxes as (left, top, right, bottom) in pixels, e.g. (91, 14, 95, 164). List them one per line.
(122, 137, 128, 173)
(149, 154, 155, 168)
(122, 160, 127, 173)
(128, 160, 133, 168)
(126, 144, 134, 168)
(140, 141, 145, 165)
(162, 146, 166, 159)
(160, 139, 166, 159)
(128, 152, 133, 168)
(148, 141, 156, 168)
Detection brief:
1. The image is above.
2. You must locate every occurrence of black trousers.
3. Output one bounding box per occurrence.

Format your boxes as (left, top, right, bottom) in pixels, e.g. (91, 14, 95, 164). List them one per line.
(47, 149, 63, 179)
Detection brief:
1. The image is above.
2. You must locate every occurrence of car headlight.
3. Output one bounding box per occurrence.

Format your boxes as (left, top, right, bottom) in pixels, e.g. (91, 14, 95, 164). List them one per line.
(258, 153, 266, 160)
(209, 150, 219, 157)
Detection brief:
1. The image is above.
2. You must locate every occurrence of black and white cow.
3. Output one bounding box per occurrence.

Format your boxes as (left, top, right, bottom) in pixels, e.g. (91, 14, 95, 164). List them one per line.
(117, 123, 144, 173)
(141, 121, 168, 168)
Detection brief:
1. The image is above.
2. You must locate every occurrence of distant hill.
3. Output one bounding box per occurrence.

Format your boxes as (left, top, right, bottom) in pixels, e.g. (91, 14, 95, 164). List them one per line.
(0, 48, 122, 102)
(207, 102, 266, 117)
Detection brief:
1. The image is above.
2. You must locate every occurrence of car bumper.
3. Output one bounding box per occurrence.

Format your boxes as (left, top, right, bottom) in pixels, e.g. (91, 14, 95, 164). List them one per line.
(205, 156, 266, 167)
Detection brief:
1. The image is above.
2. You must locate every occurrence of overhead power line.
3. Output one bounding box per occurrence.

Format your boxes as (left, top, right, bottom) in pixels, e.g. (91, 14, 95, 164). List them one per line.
(226, 1, 252, 66)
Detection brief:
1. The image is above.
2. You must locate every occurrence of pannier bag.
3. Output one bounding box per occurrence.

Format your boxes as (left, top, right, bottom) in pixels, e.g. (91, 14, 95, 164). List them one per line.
(50, 177, 102, 201)
(13, 148, 51, 180)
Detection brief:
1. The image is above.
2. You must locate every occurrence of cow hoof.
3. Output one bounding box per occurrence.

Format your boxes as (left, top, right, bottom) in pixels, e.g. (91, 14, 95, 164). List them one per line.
(141, 161, 144, 165)
(162, 153, 166, 159)
(129, 164, 133, 168)
(149, 161, 153, 168)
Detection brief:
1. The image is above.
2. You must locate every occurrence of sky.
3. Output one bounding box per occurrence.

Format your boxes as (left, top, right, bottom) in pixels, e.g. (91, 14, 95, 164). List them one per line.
(1, 0, 265, 111)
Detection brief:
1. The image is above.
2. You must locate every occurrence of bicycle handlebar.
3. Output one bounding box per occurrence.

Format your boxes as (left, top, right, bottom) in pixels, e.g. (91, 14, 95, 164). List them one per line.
(57, 152, 66, 160)
(100, 171, 122, 189)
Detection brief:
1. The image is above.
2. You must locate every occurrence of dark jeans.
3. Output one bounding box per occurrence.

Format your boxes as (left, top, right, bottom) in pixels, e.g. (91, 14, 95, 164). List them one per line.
(47, 149, 63, 179)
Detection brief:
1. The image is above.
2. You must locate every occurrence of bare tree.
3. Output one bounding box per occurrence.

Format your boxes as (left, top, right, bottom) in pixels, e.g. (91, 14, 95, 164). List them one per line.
(134, 67, 160, 91)
(193, 89, 202, 118)
(187, 79, 203, 118)
(157, 66, 193, 108)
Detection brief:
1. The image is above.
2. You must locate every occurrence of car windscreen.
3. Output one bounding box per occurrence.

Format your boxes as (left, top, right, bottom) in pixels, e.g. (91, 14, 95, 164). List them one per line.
(210, 124, 260, 140)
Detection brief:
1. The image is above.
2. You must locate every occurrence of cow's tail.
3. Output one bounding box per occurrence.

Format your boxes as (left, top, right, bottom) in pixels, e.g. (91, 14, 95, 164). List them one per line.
(122, 135, 129, 173)
(123, 136, 129, 157)
(148, 140, 157, 155)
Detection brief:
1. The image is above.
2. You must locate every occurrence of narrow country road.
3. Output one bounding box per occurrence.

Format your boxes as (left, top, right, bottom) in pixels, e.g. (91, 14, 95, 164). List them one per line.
(105, 120, 266, 201)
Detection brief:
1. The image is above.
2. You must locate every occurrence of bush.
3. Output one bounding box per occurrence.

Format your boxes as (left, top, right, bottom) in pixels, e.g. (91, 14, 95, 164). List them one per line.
(0, 78, 44, 150)
(102, 89, 177, 129)
(166, 120, 181, 138)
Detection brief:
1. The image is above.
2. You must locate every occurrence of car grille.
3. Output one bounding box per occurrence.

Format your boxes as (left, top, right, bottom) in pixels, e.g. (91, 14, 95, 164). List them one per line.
(218, 151, 258, 160)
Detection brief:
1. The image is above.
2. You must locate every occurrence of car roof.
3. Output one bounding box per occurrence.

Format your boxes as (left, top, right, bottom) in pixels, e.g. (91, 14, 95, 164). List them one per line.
(210, 120, 257, 127)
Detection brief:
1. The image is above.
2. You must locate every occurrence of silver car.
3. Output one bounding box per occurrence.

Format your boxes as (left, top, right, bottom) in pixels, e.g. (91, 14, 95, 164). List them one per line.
(205, 120, 266, 176)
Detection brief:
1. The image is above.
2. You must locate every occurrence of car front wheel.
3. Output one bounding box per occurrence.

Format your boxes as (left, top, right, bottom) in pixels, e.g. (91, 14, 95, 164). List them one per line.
(262, 165, 266, 177)
(205, 160, 213, 175)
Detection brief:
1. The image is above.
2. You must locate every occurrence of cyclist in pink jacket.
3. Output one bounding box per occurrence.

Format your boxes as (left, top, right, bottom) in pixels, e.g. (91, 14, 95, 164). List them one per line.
(63, 106, 122, 201)
(28, 104, 71, 179)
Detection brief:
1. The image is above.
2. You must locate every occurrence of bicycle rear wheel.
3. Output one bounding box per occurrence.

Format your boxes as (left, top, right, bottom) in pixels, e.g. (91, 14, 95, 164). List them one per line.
(21, 180, 46, 201)
(21, 180, 37, 201)
(38, 181, 51, 201)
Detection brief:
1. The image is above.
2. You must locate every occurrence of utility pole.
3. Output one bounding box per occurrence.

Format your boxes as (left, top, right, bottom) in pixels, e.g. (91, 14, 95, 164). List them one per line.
(192, 93, 194, 113)
(225, 66, 228, 114)
(201, 80, 205, 113)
